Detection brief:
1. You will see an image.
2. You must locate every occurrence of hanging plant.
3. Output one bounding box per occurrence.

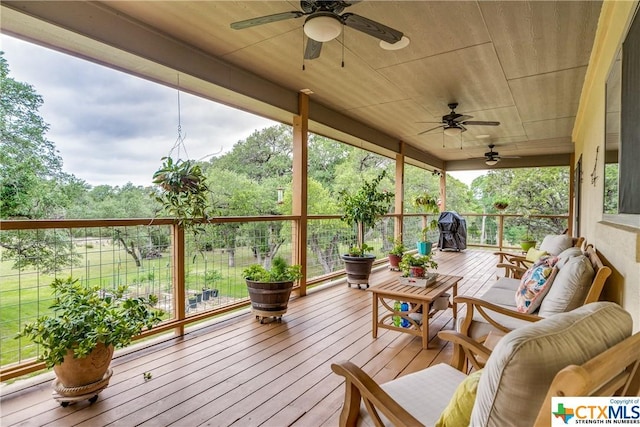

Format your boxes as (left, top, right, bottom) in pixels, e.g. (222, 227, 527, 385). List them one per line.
(152, 156, 209, 233)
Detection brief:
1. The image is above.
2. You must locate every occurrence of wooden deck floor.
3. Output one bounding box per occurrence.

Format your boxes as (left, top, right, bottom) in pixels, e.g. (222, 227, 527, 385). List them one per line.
(0, 249, 499, 427)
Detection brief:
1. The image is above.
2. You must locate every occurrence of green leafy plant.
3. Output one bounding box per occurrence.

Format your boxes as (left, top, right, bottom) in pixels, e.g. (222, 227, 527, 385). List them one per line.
(151, 156, 209, 234)
(493, 198, 509, 210)
(399, 253, 438, 277)
(388, 238, 406, 257)
(414, 192, 439, 242)
(243, 256, 302, 282)
(338, 170, 394, 256)
(17, 277, 163, 368)
(347, 243, 374, 257)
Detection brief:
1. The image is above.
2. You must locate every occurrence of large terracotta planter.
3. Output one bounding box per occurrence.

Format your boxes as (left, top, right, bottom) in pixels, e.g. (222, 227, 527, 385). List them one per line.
(54, 343, 114, 388)
(246, 279, 294, 323)
(51, 343, 114, 405)
(341, 254, 375, 289)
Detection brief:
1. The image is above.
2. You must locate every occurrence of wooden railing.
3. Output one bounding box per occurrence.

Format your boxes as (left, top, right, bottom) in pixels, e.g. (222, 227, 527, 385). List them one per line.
(0, 212, 568, 380)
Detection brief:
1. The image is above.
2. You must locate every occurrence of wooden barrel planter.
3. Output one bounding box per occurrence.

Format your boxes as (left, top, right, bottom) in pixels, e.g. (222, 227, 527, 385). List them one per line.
(245, 280, 294, 323)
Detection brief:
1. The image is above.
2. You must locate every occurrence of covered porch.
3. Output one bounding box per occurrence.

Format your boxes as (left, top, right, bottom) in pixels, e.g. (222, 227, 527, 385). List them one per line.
(0, 249, 497, 426)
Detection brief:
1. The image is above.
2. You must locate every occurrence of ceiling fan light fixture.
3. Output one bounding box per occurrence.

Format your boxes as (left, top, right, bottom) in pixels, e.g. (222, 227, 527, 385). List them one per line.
(485, 158, 499, 166)
(443, 126, 462, 137)
(304, 14, 342, 42)
(379, 35, 410, 50)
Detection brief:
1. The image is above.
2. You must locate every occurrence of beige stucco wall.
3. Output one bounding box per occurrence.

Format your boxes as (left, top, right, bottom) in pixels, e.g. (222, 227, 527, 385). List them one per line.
(573, 0, 640, 331)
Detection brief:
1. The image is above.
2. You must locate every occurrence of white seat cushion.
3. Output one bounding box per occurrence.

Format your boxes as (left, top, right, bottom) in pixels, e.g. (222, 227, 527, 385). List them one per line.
(470, 302, 632, 427)
(372, 363, 467, 426)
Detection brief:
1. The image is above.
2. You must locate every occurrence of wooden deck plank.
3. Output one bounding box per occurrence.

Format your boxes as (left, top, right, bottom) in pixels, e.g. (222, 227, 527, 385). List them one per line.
(0, 249, 500, 427)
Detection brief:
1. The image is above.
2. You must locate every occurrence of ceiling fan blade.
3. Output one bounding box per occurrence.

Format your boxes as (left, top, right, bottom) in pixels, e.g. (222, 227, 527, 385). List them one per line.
(230, 11, 304, 30)
(461, 120, 501, 126)
(342, 13, 403, 43)
(452, 114, 473, 123)
(418, 125, 444, 135)
(304, 38, 323, 59)
(416, 121, 443, 124)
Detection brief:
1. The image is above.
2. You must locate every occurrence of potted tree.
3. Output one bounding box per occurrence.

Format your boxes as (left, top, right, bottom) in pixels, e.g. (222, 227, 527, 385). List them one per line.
(413, 193, 439, 255)
(243, 256, 302, 324)
(18, 277, 163, 406)
(338, 171, 394, 289)
(151, 156, 210, 235)
(493, 198, 509, 210)
(387, 237, 406, 271)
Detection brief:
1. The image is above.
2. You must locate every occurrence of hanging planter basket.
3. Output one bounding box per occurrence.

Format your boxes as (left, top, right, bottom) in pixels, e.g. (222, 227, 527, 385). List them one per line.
(152, 156, 209, 232)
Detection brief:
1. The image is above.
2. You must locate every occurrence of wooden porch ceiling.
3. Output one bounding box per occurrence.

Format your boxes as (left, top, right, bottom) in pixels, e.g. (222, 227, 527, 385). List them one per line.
(0, 249, 499, 426)
(0, 1, 602, 171)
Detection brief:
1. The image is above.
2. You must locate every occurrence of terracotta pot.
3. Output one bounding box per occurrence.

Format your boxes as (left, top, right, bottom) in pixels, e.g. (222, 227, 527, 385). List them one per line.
(53, 343, 114, 388)
(388, 254, 402, 269)
(409, 266, 425, 277)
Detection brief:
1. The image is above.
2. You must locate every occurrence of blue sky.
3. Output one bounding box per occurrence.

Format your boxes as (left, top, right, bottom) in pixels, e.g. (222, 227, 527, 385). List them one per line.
(1, 35, 276, 187)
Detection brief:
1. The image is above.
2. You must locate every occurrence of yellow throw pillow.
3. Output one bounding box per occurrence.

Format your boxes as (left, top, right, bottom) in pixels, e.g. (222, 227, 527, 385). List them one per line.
(525, 247, 548, 262)
(435, 369, 483, 427)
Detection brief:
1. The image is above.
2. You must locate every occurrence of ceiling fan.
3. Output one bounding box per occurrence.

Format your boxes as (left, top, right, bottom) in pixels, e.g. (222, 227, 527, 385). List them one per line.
(230, 1, 408, 60)
(418, 103, 501, 137)
(480, 144, 520, 166)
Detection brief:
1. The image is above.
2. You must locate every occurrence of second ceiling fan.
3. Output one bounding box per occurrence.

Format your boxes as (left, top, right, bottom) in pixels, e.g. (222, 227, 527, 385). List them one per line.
(418, 103, 501, 137)
(230, 1, 408, 60)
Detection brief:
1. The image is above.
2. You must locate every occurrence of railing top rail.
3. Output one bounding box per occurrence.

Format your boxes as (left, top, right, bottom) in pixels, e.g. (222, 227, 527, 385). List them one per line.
(0, 215, 300, 230)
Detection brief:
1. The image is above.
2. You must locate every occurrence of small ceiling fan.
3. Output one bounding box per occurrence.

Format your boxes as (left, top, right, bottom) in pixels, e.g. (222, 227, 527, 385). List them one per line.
(479, 144, 520, 166)
(418, 103, 501, 137)
(230, 1, 408, 60)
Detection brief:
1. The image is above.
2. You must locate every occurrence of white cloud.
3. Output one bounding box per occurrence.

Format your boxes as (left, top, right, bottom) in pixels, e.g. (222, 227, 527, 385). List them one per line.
(1, 35, 276, 186)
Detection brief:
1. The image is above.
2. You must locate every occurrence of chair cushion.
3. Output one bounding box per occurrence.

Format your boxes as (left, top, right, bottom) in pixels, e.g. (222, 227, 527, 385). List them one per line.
(539, 234, 573, 255)
(555, 246, 583, 268)
(515, 257, 558, 313)
(470, 302, 632, 427)
(435, 369, 483, 427)
(538, 255, 595, 317)
(379, 363, 467, 426)
(525, 247, 547, 262)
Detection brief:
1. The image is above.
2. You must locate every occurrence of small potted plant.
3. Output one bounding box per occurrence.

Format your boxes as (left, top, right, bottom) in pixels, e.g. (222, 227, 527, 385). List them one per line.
(519, 211, 537, 251)
(17, 277, 163, 406)
(151, 156, 209, 235)
(413, 192, 439, 255)
(387, 237, 406, 270)
(399, 253, 438, 278)
(338, 171, 394, 288)
(243, 256, 302, 323)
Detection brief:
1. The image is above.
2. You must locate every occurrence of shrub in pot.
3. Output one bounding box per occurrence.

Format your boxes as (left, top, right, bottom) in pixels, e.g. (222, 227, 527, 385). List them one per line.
(413, 193, 439, 255)
(388, 238, 406, 270)
(18, 277, 163, 405)
(243, 256, 302, 323)
(338, 171, 394, 288)
(399, 253, 438, 278)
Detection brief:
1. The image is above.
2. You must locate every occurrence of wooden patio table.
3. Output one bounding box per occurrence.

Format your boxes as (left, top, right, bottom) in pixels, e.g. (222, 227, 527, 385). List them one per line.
(369, 274, 462, 349)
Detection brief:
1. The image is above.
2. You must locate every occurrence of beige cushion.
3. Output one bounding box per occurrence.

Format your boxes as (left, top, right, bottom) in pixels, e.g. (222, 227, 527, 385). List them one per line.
(470, 302, 632, 427)
(377, 363, 467, 426)
(538, 255, 595, 317)
(555, 246, 583, 268)
(539, 234, 573, 255)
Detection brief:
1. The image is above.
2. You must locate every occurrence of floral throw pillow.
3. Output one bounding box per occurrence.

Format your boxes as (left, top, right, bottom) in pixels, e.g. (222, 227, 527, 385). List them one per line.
(515, 256, 558, 313)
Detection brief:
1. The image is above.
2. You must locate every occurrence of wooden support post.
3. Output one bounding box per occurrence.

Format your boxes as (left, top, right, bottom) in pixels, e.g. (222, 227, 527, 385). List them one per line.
(439, 171, 447, 212)
(395, 144, 405, 241)
(292, 93, 309, 296)
(172, 224, 185, 337)
(568, 152, 575, 236)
